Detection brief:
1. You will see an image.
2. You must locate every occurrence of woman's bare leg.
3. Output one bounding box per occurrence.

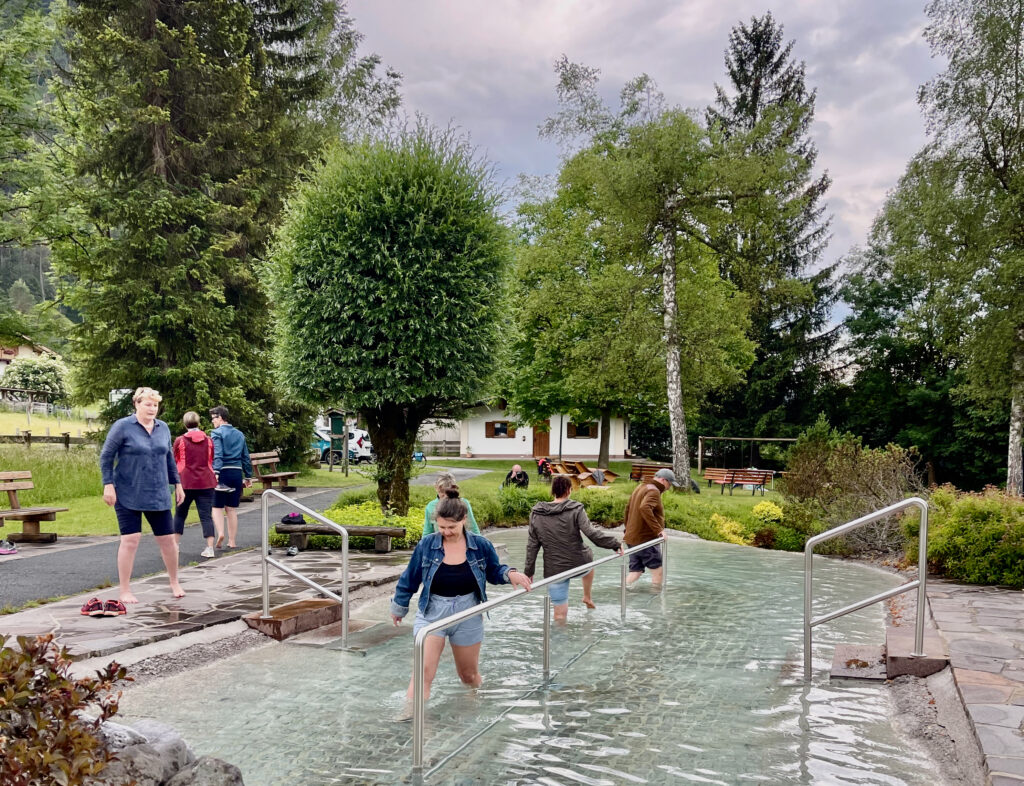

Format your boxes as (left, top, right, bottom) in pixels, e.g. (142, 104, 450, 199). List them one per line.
(553, 602, 569, 623)
(226, 507, 239, 547)
(582, 569, 596, 608)
(451, 642, 483, 688)
(406, 634, 447, 701)
(156, 534, 184, 597)
(117, 533, 141, 603)
(212, 507, 225, 548)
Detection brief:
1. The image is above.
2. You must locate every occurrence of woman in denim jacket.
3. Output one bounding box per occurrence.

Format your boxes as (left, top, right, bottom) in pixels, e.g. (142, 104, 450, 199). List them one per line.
(391, 489, 531, 705)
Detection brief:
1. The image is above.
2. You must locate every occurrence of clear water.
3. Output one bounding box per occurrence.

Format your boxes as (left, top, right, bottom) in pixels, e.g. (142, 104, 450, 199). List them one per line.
(119, 532, 943, 785)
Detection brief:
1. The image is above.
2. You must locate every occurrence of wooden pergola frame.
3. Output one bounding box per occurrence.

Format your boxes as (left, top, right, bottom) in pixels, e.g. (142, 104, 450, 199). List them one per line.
(696, 435, 797, 473)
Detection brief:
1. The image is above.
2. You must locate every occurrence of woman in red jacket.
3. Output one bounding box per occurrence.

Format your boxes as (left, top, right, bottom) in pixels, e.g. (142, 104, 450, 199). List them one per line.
(172, 411, 218, 558)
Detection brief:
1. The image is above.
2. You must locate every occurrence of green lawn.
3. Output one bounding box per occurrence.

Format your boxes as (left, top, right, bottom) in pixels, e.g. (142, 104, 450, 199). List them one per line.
(293, 466, 376, 489)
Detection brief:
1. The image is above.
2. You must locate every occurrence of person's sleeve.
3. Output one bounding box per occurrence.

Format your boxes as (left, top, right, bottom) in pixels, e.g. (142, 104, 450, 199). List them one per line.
(578, 507, 620, 551)
(99, 421, 122, 486)
(242, 436, 252, 478)
(482, 539, 513, 585)
(390, 542, 425, 618)
(211, 429, 223, 473)
(466, 499, 481, 534)
(173, 436, 185, 476)
(165, 429, 181, 484)
(524, 515, 539, 576)
(423, 500, 435, 536)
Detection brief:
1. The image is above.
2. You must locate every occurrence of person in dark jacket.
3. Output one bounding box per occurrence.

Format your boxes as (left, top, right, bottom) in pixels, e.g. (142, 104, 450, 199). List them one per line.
(524, 475, 621, 622)
(209, 405, 252, 549)
(100, 387, 185, 604)
(172, 411, 217, 557)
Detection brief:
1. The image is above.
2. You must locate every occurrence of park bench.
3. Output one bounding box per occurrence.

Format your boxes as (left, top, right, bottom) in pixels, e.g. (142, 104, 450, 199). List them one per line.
(0, 470, 68, 543)
(702, 467, 773, 495)
(568, 460, 619, 486)
(250, 451, 299, 495)
(274, 520, 406, 553)
(629, 462, 673, 483)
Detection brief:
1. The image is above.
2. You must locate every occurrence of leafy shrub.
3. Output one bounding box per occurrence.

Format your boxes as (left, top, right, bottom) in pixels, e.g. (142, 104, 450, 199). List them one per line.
(575, 489, 628, 525)
(752, 501, 783, 527)
(2, 355, 69, 402)
(0, 634, 127, 785)
(270, 500, 426, 550)
(923, 485, 1024, 587)
(710, 513, 749, 545)
(779, 415, 924, 553)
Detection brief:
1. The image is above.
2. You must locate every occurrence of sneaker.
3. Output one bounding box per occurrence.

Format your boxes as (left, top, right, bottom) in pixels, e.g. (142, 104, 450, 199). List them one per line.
(200, 546, 215, 558)
(102, 599, 127, 617)
(80, 597, 105, 617)
(0, 539, 17, 555)
(286, 546, 299, 557)
(214, 482, 235, 493)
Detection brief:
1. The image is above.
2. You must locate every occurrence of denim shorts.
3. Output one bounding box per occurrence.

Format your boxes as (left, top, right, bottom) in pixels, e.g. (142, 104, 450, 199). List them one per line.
(413, 592, 484, 647)
(547, 578, 570, 606)
(628, 543, 664, 572)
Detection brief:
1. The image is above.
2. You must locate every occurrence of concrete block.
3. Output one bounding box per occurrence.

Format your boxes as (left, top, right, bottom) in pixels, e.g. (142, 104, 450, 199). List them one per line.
(886, 626, 949, 678)
(243, 598, 343, 641)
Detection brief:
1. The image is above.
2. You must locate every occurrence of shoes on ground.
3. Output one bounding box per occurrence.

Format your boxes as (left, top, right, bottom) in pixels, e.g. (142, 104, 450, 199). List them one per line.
(103, 599, 127, 617)
(214, 483, 235, 493)
(200, 546, 215, 558)
(80, 597, 105, 616)
(286, 546, 299, 557)
(0, 539, 17, 555)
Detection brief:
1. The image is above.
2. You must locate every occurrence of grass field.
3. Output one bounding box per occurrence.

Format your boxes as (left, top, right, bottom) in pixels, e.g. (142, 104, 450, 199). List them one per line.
(0, 410, 95, 436)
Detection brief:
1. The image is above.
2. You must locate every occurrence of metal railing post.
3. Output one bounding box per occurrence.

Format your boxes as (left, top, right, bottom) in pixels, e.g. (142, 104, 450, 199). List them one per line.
(258, 489, 350, 648)
(661, 535, 668, 594)
(412, 628, 426, 776)
(804, 497, 929, 681)
(620, 554, 627, 621)
(542, 595, 551, 683)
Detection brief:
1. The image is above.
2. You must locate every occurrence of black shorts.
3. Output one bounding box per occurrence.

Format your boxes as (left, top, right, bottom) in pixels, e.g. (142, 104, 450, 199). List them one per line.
(628, 543, 663, 572)
(114, 503, 174, 537)
(213, 468, 243, 508)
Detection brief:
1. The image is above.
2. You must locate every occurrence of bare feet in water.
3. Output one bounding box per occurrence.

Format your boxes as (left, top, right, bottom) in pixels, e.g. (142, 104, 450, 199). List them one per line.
(170, 582, 185, 598)
(119, 591, 139, 604)
(583, 598, 597, 609)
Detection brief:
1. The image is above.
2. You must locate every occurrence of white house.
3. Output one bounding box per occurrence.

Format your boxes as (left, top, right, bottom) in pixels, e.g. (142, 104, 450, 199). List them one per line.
(0, 337, 58, 378)
(454, 404, 630, 460)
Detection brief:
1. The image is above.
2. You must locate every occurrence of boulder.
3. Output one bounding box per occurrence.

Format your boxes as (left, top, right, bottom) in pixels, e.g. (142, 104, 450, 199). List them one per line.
(166, 757, 245, 786)
(98, 719, 149, 750)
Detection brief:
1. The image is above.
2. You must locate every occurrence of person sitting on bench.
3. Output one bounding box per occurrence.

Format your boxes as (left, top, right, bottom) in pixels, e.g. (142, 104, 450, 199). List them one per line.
(502, 464, 530, 489)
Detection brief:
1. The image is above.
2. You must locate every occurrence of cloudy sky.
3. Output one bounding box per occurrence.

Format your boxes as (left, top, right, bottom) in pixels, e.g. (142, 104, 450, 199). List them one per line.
(350, 0, 940, 267)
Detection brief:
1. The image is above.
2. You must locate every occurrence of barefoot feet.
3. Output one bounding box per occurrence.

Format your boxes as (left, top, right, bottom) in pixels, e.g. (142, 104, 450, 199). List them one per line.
(119, 590, 139, 604)
(170, 581, 185, 598)
(583, 598, 597, 609)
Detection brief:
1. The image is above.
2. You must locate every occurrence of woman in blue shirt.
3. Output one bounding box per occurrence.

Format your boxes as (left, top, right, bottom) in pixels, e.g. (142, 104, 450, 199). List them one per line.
(100, 387, 185, 605)
(391, 489, 531, 707)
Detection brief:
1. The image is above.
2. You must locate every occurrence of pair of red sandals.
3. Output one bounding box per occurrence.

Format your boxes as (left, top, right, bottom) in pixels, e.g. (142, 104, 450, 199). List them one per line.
(80, 597, 127, 617)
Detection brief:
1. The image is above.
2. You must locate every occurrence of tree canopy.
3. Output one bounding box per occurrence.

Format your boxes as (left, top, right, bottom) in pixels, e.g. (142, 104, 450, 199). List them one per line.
(269, 125, 511, 512)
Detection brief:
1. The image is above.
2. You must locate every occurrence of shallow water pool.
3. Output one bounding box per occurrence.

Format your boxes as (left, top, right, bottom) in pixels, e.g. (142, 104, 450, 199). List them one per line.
(119, 532, 944, 784)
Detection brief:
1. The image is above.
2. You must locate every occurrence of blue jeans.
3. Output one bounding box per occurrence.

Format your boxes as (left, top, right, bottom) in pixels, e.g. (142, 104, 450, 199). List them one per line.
(413, 593, 484, 646)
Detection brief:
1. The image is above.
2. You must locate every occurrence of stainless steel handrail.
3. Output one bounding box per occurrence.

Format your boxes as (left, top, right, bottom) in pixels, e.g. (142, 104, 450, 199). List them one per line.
(260, 489, 350, 649)
(412, 534, 668, 777)
(803, 496, 928, 681)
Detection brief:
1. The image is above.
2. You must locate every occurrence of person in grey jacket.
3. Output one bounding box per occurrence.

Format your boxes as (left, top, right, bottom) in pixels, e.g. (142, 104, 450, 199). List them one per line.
(524, 475, 621, 622)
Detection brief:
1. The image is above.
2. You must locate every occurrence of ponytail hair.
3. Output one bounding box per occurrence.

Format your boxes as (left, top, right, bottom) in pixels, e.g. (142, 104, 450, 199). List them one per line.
(436, 487, 467, 522)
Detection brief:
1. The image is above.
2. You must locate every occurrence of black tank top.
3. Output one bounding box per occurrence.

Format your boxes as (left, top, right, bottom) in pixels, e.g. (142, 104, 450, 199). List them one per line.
(432, 561, 478, 598)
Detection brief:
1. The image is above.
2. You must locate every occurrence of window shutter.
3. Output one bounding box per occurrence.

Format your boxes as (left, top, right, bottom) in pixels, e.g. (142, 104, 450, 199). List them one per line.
(589, 422, 599, 439)
(485, 421, 495, 438)
(567, 423, 577, 438)
(508, 425, 517, 438)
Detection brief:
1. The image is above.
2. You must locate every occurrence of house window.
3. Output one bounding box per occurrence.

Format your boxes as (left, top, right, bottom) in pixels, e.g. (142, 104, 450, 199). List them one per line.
(484, 421, 516, 438)
(567, 421, 599, 439)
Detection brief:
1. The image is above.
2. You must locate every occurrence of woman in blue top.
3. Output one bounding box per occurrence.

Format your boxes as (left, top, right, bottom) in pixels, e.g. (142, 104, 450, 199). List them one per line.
(100, 387, 185, 605)
(391, 489, 531, 705)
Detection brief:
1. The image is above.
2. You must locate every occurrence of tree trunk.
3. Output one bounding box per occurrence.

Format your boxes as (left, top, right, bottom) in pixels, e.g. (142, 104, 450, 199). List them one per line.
(363, 404, 423, 515)
(661, 229, 692, 489)
(1008, 334, 1024, 497)
(598, 406, 611, 467)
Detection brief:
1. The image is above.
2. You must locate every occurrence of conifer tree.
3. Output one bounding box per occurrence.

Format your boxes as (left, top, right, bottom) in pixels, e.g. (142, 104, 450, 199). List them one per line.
(704, 13, 836, 441)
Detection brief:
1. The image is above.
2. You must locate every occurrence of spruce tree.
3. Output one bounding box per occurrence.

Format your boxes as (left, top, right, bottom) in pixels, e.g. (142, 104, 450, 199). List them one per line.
(703, 12, 837, 442)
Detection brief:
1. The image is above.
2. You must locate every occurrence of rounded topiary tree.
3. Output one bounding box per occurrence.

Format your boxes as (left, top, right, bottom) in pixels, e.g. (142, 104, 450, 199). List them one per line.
(269, 126, 510, 513)
(2, 355, 69, 403)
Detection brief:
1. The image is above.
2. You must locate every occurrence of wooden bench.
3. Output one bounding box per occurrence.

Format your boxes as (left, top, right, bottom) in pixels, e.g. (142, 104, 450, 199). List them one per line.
(274, 521, 406, 553)
(0, 471, 68, 543)
(568, 460, 619, 486)
(629, 462, 672, 483)
(702, 467, 773, 495)
(251, 451, 299, 495)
